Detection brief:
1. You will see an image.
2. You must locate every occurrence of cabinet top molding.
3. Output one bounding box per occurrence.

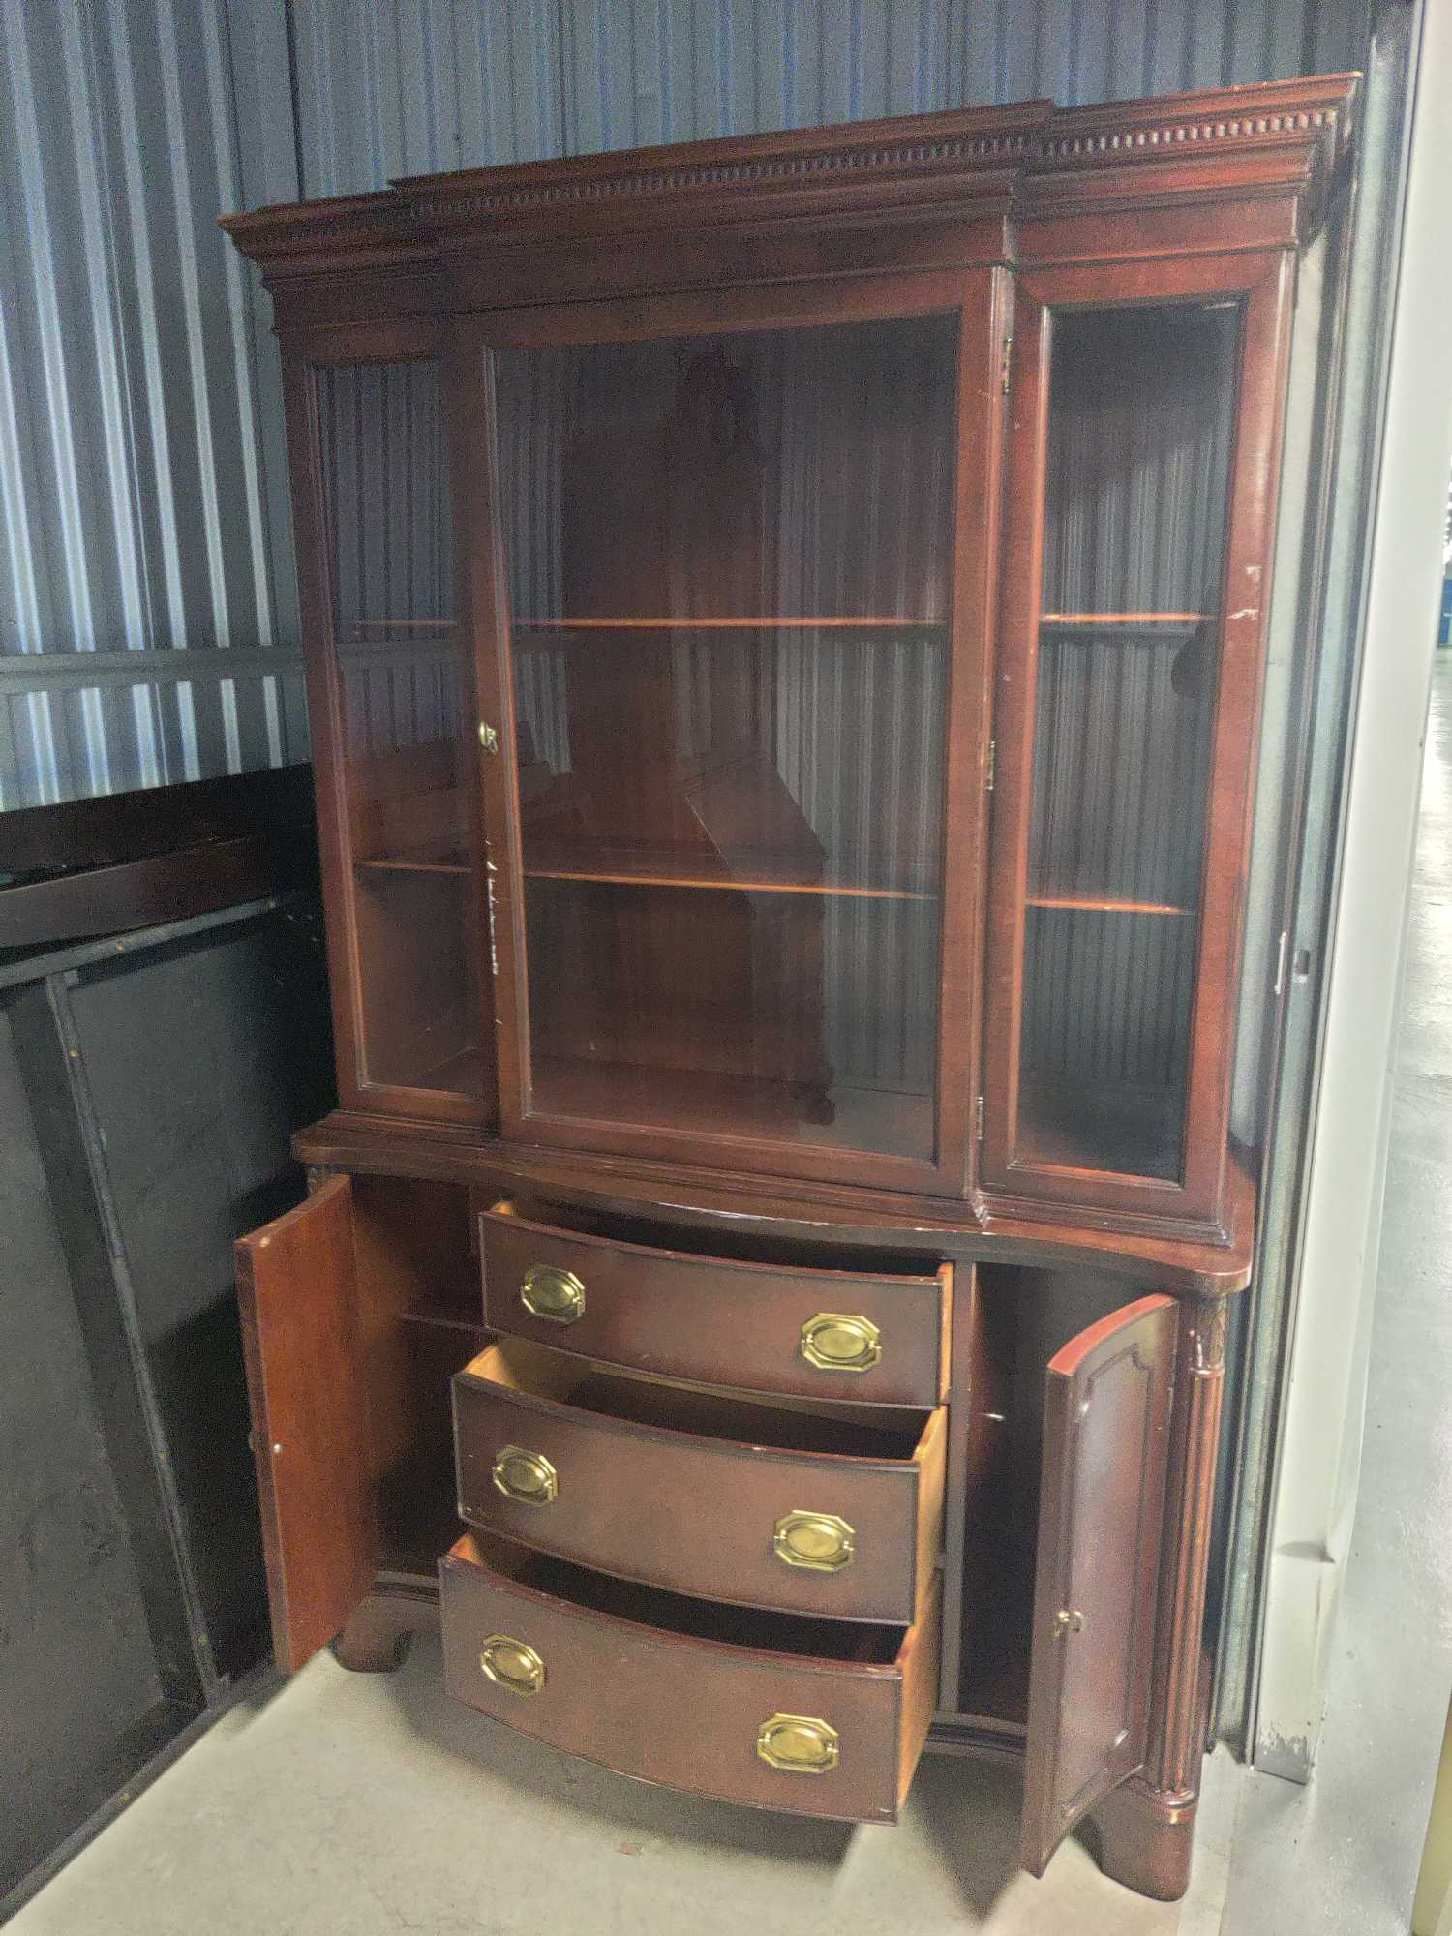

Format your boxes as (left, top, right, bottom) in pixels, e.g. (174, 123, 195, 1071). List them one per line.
(223, 73, 1357, 289)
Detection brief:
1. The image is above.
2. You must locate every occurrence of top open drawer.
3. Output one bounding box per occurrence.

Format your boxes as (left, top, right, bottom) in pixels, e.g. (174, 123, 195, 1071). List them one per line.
(479, 1202, 950, 1408)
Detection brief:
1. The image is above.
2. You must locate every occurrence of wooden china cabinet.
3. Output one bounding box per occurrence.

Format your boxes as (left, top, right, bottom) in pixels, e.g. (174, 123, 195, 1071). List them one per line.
(224, 72, 1356, 1904)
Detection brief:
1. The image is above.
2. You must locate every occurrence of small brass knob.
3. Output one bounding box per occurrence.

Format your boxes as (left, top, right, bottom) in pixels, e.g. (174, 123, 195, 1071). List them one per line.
(479, 1634, 545, 1696)
(521, 1263, 586, 1324)
(1053, 1608, 1084, 1637)
(800, 1312, 881, 1374)
(756, 1713, 840, 1774)
(492, 1444, 559, 1506)
(772, 1509, 856, 1572)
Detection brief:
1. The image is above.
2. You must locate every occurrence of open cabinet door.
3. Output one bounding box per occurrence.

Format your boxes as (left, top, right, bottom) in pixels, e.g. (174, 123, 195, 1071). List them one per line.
(236, 1175, 376, 1672)
(1020, 1294, 1178, 1875)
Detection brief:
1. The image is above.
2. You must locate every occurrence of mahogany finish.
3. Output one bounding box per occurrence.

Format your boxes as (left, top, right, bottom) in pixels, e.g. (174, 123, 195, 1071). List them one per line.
(236, 1177, 375, 1673)
(440, 1533, 942, 1825)
(1020, 1295, 1178, 1874)
(479, 1200, 951, 1407)
(225, 72, 1358, 1907)
(452, 1340, 946, 1624)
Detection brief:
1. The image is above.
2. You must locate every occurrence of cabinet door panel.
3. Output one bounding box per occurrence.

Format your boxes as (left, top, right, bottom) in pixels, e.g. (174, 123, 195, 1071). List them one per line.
(235, 1176, 376, 1672)
(467, 271, 1004, 1198)
(982, 251, 1294, 1232)
(1020, 1293, 1177, 1875)
(286, 339, 494, 1124)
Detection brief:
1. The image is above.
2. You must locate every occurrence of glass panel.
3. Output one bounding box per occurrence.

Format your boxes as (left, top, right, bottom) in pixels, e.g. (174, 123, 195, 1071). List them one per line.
(493, 316, 958, 1161)
(1017, 304, 1239, 1180)
(317, 359, 485, 1100)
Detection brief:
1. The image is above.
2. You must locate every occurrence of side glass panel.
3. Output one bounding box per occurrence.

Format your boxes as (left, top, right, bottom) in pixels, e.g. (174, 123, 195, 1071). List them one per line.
(1017, 305, 1239, 1181)
(316, 359, 486, 1101)
(492, 317, 957, 1162)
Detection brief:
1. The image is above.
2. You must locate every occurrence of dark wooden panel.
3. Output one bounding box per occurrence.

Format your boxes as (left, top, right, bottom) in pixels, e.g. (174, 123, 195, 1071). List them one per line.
(0, 768, 317, 952)
(480, 1200, 950, 1406)
(235, 1176, 375, 1672)
(453, 1341, 944, 1623)
(441, 1533, 940, 1824)
(0, 1008, 175, 1895)
(298, 1109, 1257, 1296)
(1021, 1293, 1178, 1875)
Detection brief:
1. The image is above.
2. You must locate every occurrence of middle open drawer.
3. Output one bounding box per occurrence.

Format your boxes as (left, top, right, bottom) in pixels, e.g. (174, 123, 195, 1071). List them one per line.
(453, 1341, 945, 1624)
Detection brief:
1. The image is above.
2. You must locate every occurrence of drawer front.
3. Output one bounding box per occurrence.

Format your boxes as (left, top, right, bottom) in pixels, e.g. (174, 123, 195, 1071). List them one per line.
(453, 1343, 946, 1624)
(440, 1535, 941, 1824)
(480, 1203, 950, 1407)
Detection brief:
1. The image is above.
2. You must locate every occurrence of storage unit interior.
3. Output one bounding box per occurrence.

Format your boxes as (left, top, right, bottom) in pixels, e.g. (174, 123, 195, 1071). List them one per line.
(223, 75, 1357, 1904)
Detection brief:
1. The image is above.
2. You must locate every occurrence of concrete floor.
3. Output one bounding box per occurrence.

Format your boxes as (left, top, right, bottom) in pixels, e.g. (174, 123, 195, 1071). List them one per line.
(13, 661, 1452, 1935)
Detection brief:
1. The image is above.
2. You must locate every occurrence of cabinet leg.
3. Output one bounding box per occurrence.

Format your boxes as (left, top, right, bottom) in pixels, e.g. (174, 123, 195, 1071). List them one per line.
(1090, 1776, 1198, 1902)
(332, 1572, 439, 1674)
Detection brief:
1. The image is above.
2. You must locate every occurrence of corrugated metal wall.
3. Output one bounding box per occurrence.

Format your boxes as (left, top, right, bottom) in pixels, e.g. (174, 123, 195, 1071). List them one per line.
(0, 0, 1371, 808)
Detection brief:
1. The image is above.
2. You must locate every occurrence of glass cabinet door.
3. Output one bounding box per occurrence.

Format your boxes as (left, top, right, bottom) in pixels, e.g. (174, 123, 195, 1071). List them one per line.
(984, 282, 1268, 1223)
(313, 356, 489, 1115)
(485, 312, 961, 1174)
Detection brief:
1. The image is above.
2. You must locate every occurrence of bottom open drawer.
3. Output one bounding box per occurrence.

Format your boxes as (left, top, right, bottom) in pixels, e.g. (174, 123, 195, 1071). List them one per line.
(440, 1533, 941, 1824)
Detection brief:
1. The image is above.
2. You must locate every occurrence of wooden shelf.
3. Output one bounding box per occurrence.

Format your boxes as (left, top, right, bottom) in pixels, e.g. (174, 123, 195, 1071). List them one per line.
(527, 863, 934, 901)
(341, 618, 458, 635)
(1018, 1075, 1183, 1182)
(1027, 894, 1193, 917)
(356, 855, 470, 878)
(513, 616, 947, 631)
(531, 1054, 933, 1160)
(1040, 611, 1211, 625)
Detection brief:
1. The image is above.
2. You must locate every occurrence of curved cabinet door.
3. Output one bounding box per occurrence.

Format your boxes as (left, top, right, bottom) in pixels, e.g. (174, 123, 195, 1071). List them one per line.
(1020, 1294, 1178, 1876)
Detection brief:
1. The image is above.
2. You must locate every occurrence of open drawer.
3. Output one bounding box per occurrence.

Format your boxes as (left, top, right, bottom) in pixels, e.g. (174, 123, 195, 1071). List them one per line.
(441, 1533, 941, 1824)
(480, 1200, 951, 1408)
(453, 1340, 945, 1623)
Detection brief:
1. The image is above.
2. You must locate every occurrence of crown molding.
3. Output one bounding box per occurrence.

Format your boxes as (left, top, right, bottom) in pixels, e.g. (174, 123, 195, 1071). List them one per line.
(221, 74, 1359, 294)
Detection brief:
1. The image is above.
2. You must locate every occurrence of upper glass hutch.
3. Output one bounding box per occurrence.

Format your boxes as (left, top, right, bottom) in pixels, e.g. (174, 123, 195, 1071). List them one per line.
(227, 75, 1356, 1244)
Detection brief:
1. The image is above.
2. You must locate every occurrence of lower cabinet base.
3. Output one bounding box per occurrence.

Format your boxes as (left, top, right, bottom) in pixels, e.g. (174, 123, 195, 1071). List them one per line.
(332, 1572, 438, 1674)
(1089, 1776, 1198, 1902)
(327, 1569, 1203, 1902)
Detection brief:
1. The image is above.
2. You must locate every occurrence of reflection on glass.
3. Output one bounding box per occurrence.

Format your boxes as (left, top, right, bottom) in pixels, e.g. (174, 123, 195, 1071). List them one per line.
(317, 359, 484, 1099)
(1017, 304, 1239, 1180)
(493, 316, 958, 1160)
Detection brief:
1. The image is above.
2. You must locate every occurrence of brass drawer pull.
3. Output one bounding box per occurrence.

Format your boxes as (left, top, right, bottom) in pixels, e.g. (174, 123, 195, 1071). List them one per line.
(772, 1509, 856, 1572)
(756, 1713, 840, 1774)
(479, 1634, 545, 1696)
(800, 1312, 881, 1374)
(521, 1263, 586, 1324)
(492, 1444, 559, 1506)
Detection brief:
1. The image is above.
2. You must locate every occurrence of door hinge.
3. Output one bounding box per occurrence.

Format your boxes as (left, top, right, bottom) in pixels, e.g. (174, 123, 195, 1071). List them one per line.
(1000, 331, 1013, 395)
(975, 1095, 985, 1141)
(985, 739, 996, 793)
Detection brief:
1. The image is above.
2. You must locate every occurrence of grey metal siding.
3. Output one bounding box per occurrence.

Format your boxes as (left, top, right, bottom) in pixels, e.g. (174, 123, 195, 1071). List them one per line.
(0, 0, 1371, 807)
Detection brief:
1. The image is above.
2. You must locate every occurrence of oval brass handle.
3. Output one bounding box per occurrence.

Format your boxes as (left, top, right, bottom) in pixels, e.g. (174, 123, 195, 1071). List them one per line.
(492, 1444, 559, 1506)
(773, 1509, 856, 1572)
(800, 1312, 881, 1374)
(756, 1713, 840, 1774)
(521, 1263, 586, 1325)
(480, 1633, 545, 1696)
